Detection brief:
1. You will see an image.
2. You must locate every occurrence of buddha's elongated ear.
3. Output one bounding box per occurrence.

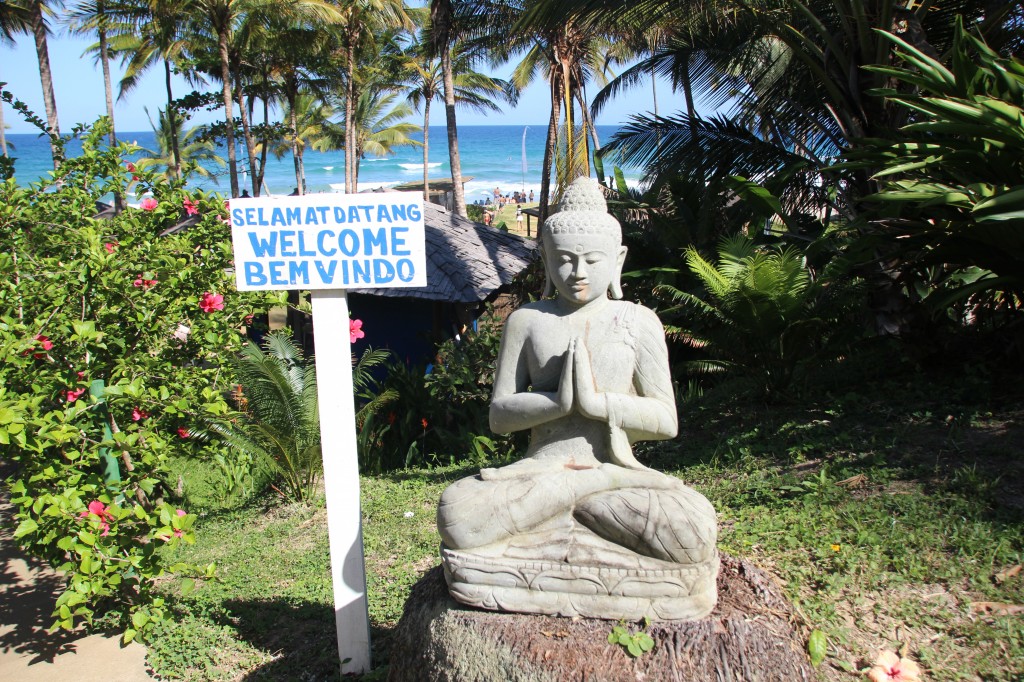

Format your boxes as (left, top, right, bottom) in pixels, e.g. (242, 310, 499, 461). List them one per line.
(609, 245, 627, 299)
(540, 242, 554, 297)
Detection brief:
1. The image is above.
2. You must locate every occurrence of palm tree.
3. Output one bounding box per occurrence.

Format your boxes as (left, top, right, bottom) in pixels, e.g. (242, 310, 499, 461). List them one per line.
(334, 0, 412, 194)
(135, 106, 226, 182)
(428, 0, 467, 216)
(403, 39, 515, 203)
(315, 89, 421, 190)
(0, 0, 33, 159)
(190, 0, 341, 197)
(264, 90, 334, 193)
(27, 0, 61, 169)
(118, 0, 195, 181)
(66, 0, 132, 150)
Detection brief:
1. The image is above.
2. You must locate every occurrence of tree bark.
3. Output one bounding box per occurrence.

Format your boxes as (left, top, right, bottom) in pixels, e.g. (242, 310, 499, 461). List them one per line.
(31, 0, 60, 169)
(539, 76, 561, 224)
(163, 60, 181, 180)
(422, 98, 430, 203)
(257, 96, 269, 196)
(288, 86, 305, 195)
(237, 85, 258, 196)
(217, 28, 239, 198)
(345, 36, 356, 194)
(441, 47, 466, 217)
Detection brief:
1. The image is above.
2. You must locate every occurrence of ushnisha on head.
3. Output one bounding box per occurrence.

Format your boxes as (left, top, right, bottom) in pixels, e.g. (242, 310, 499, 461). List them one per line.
(541, 177, 627, 304)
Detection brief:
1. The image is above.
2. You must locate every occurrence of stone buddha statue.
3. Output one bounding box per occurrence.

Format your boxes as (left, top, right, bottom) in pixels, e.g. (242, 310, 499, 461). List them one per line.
(437, 177, 719, 621)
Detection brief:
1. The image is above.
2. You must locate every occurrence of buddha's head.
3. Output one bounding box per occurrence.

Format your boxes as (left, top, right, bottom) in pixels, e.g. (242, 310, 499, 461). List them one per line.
(541, 177, 627, 305)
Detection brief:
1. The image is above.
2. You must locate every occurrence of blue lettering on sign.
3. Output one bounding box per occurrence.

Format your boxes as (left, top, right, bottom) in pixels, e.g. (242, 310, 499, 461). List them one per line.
(352, 260, 371, 283)
(248, 232, 277, 257)
(315, 261, 337, 283)
(339, 230, 359, 257)
(397, 259, 415, 282)
(317, 230, 336, 256)
(297, 232, 316, 256)
(231, 208, 244, 226)
(391, 227, 410, 255)
(279, 230, 296, 257)
(390, 204, 406, 220)
(408, 204, 421, 221)
(374, 259, 395, 283)
(288, 261, 309, 285)
(244, 262, 267, 286)
(363, 228, 387, 256)
(269, 261, 287, 286)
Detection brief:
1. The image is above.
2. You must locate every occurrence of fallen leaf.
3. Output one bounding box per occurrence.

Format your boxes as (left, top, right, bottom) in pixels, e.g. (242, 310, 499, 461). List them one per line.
(994, 564, 1022, 584)
(837, 474, 867, 488)
(970, 601, 1024, 616)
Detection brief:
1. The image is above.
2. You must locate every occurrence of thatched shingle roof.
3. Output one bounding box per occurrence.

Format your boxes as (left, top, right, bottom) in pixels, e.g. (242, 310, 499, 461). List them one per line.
(349, 202, 539, 303)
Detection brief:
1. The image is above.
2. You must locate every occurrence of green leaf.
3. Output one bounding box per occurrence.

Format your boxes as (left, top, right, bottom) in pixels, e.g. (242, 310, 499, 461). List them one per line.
(123, 628, 137, 644)
(179, 578, 195, 596)
(13, 518, 38, 538)
(808, 629, 827, 667)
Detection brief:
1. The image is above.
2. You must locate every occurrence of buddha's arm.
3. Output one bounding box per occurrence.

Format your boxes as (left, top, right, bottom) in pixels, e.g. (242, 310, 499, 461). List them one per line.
(575, 307, 678, 441)
(489, 315, 574, 434)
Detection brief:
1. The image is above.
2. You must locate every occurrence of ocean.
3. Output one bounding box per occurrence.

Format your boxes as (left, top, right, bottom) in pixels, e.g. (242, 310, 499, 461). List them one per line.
(5, 125, 641, 201)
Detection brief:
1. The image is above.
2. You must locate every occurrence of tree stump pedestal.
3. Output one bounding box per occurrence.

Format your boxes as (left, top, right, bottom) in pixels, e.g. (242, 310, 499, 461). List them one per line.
(386, 554, 814, 682)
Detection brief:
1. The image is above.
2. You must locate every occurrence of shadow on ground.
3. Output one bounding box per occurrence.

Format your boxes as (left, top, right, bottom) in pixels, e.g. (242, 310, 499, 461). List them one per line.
(223, 597, 394, 680)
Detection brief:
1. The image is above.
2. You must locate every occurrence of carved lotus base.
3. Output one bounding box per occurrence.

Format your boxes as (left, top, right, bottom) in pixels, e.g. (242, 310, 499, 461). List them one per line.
(440, 545, 719, 621)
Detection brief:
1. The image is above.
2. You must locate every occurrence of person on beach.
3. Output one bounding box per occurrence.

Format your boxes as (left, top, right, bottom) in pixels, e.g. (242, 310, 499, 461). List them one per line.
(493, 186, 501, 201)
(529, 190, 535, 203)
(516, 204, 524, 230)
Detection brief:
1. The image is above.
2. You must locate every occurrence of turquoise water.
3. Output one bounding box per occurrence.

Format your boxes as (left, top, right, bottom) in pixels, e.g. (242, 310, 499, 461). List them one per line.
(6, 125, 639, 201)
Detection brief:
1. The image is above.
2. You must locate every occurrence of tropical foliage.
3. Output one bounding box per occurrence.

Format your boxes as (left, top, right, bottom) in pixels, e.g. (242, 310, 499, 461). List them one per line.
(0, 115, 277, 641)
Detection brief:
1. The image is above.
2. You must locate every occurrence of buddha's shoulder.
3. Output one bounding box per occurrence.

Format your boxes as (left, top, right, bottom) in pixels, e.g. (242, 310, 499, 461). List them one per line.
(612, 300, 665, 328)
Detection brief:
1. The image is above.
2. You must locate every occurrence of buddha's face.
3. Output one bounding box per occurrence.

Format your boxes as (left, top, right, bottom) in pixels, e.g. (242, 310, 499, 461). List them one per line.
(543, 231, 625, 306)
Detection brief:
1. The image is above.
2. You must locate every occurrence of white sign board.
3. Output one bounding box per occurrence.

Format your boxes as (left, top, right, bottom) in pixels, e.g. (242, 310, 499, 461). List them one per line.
(230, 193, 427, 291)
(230, 192, 427, 676)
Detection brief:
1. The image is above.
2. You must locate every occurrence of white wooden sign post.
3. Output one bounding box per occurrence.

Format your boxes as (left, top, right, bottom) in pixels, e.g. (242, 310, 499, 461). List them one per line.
(230, 193, 427, 675)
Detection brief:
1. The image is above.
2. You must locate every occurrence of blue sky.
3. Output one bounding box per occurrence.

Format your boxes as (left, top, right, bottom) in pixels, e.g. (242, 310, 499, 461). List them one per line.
(1, 33, 698, 135)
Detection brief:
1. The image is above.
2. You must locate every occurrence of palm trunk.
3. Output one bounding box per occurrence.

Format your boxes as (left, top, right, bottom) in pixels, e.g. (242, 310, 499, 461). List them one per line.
(237, 86, 258, 196)
(257, 96, 269, 195)
(99, 25, 116, 147)
(164, 61, 181, 180)
(217, 28, 239, 198)
(539, 76, 561, 224)
(575, 87, 597, 175)
(441, 47, 466, 217)
(31, 0, 60, 169)
(422, 99, 430, 203)
(345, 38, 356, 194)
(0, 90, 7, 158)
(288, 86, 303, 195)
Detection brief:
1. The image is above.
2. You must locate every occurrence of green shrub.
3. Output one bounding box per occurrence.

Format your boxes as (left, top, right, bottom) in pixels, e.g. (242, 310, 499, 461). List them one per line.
(0, 114, 278, 641)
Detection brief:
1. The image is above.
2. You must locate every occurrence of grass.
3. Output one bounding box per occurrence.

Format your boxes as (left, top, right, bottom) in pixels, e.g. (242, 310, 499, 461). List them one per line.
(149, 365, 1024, 681)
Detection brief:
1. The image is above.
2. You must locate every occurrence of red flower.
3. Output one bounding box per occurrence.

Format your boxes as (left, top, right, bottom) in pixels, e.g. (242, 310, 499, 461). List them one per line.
(126, 162, 136, 172)
(66, 387, 87, 403)
(79, 499, 114, 536)
(177, 427, 190, 439)
(133, 276, 157, 289)
(132, 407, 149, 421)
(421, 418, 428, 429)
(29, 334, 53, 359)
(76, 371, 87, 380)
(139, 197, 158, 211)
(104, 242, 117, 254)
(183, 198, 199, 216)
(349, 318, 365, 344)
(176, 508, 187, 517)
(199, 292, 224, 313)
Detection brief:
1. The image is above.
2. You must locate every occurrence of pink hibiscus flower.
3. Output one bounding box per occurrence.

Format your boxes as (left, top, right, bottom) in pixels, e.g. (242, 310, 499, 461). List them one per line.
(132, 407, 149, 421)
(183, 198, 199, 216)
(177, 427, 190, 439)
(66, 387, 87, 403)
(104, 242, 117, 254)
(349, 318, 365, 344)
(133, 276, 157, 289)
(867, 650, 921, 682)
(139, 197, 158, 211)
(29, 334, 53, 359)
(78, 500, 114, 536)
(199, 292, 224, 313)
